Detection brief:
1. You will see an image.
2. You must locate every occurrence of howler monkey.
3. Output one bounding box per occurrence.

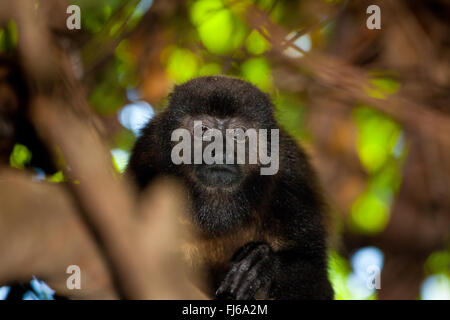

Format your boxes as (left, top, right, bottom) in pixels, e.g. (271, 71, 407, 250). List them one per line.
(127, 76, 333, 300)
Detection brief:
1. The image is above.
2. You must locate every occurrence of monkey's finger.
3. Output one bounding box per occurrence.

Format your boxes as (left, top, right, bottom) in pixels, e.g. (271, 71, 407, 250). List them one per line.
(235, 258, 270, 300)
(216, 247, 264, 298)
(215, 261, 245, 298)
(216, 260, 243, 296)
(231, 242, 262, 262)
(228, 258, 254, 295)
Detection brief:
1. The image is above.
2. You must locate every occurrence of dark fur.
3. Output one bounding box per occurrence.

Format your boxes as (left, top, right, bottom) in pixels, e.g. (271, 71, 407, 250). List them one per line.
(127, 76, 333, 299)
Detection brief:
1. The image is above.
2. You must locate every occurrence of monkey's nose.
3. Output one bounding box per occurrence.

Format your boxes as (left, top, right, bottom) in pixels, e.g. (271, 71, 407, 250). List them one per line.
(206, 163, 239, 175)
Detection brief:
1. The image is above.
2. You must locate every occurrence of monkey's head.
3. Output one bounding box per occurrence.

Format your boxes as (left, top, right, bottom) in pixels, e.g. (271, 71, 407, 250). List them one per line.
(164, 76, 278, 234)
(134, 76, 279, 234)
(166, 76, 277, 185)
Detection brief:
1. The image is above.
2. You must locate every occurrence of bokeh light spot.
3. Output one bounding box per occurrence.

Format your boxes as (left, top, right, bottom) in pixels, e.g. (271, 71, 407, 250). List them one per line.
(283, 33, 311, 58)
(111, 148, 130, 173)
(421, 274, 450, 300)
(118, 101, 154, 136)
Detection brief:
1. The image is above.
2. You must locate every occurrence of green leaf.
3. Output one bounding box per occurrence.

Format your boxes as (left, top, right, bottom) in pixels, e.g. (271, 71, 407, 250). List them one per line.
(241, 57, 272, 92)
(166, 48, 199, 83)
(245, 30, 270, 55)
(353, 106, 401, 173)
(425, 251, 450, 276)
(190, 0, 247, 54)
(364, 73, 401, 99)
(327, 250, 352, 300)
(9, 144, 32, 170)
(350, 191, 390, 234)
(47, 171, 65, 183)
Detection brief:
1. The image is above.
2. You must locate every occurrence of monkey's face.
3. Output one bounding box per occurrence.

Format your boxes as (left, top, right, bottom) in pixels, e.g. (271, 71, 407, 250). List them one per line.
(164, 76, 278, 195)
(177, 114, 260, 190)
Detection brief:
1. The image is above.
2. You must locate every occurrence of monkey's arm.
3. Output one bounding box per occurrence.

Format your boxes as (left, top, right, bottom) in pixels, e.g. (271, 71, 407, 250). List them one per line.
(215, 213, 333, 300)
(269, 180, 333, 299)
(217, 162, 333, 300)
(216, 239, 332, 300)
(270, 245, 333, 299)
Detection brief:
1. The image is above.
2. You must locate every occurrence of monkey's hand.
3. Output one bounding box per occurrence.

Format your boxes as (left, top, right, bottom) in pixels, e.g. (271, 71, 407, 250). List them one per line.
(216, 242, 278, 300)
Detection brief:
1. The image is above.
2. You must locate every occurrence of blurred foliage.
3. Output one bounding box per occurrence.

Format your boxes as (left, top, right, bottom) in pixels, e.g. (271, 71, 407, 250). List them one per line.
(241, 57, 272, 91)
(274, 93, 308, 140)
(328, 250, 377, 300)
(113, 129, 136, 153)
(0, 20, 18, 53)
(166, 47, 200, 83)
(365, 72, 401, 100)
(350, 79, 405, 234)
(425, 250, 450, 276)
(72, 0, 126, 33)
(353, 106, 402, 173)
(9, 144, 32, 170)
(47, 171, 65, 183)
(89, 39, 138, 114)
(245, 30, 270, 55)
(189, 0, 248, 55)
(328, 250, 353, 300)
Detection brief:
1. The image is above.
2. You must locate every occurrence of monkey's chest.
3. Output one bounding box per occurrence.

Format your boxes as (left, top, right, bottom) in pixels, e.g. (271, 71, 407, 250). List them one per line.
(180, 227, 260, 295)
(180, 225, 261, 270)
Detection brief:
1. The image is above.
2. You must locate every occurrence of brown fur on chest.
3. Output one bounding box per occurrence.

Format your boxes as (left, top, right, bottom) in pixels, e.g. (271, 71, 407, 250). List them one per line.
(181, 224, 259, 269)
(180, 220, 288, 271)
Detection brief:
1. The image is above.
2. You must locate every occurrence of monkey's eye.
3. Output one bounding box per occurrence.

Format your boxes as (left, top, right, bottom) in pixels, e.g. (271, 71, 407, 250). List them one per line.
(232, 127, 248, 143)
(193, 123, 212, 140)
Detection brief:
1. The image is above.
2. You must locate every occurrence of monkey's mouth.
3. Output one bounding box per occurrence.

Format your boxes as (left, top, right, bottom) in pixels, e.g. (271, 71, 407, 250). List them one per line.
(193, 164, 241, 187)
